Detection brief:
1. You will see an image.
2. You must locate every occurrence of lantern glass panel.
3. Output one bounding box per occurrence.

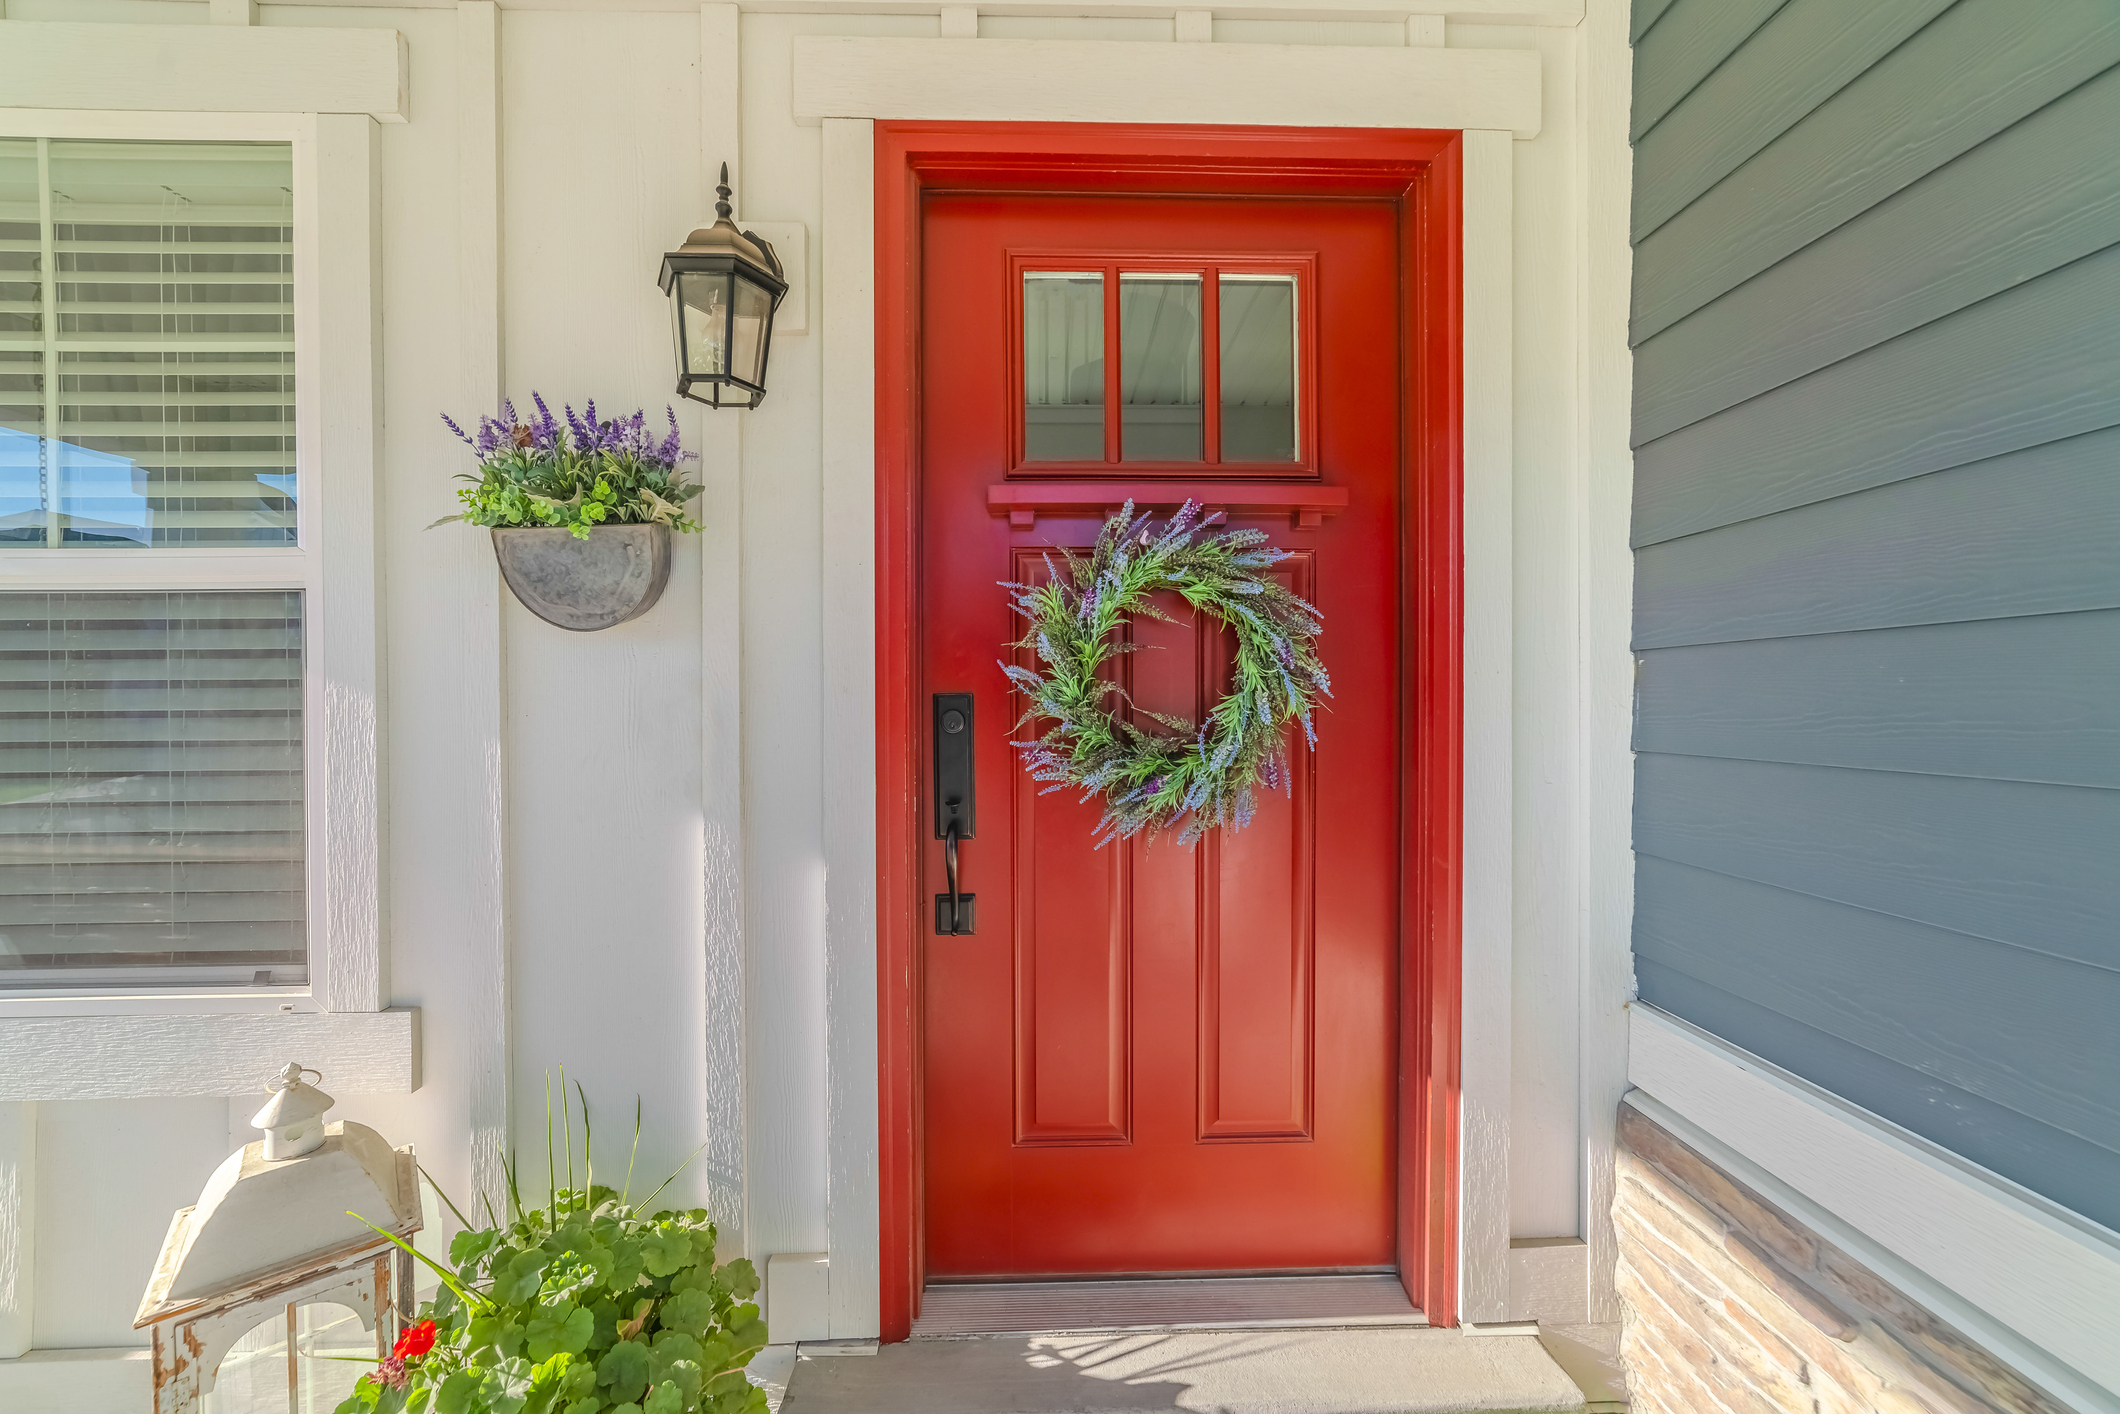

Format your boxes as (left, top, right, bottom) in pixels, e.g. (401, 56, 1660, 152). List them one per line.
(732, 276, 774, 388)
(677, 271, 732, 378)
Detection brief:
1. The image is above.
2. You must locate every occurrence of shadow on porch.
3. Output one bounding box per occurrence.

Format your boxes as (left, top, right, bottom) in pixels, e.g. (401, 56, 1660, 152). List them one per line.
(773, 1327, 1599, 1414)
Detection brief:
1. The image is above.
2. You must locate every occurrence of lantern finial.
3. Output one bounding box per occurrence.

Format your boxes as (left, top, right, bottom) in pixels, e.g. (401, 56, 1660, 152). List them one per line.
(716, 162, 733, 223)
(250, 1062, 334, 1161)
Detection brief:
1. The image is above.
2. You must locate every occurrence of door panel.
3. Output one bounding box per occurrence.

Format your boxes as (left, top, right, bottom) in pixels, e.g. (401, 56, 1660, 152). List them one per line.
(920, 190, 1401, 1279)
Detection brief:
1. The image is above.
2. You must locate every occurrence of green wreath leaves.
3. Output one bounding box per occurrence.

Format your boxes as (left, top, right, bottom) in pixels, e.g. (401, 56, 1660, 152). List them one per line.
(1001, 501, 1330, 845)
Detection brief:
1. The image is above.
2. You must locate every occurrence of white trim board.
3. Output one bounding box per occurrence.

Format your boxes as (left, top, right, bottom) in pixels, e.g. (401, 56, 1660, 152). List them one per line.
(1628, 1004, 2120, 1409)
(454, 0, 513, 1228)
(805, 34, 1527, 1330)
(791, 37, 1541, 139)
(819, 113, 882, 1342)
(698, 0, 753, 1262)
(1457, 124, 1515, 1326)
(0, 1347, 151, 1410)
(1573, 0, 1638, 1329)
(0, 22, 409, 122)
(0, 1103, 31, 1358)
(0, 1009, 418, 1102)
(103, 0, 1586, 25)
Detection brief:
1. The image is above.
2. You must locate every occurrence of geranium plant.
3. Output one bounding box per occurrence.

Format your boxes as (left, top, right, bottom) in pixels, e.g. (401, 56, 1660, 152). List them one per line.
(438, 395, 703, 540)
(337, 1088, 766, 1414)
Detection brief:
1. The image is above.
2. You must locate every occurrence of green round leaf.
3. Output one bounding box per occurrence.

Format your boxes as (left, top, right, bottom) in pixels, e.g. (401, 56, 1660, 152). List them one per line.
(639, 1226, 692, 1279)
(526, 1303, 594, 1363)
(597, 1340, 653, 1406)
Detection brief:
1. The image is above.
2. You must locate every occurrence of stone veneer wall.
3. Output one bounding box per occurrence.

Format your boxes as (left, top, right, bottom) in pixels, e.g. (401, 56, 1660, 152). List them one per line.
(1614, 1101, 2070, 1414)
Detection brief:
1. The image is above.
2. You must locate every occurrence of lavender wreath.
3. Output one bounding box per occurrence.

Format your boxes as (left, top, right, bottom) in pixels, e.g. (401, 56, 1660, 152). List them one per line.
(1000, 500, 1330, 845)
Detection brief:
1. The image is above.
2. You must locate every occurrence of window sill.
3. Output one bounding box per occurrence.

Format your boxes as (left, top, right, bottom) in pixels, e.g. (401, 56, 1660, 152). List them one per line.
(0, 990, 316, 1019)
(0, 1006, 418, 1102)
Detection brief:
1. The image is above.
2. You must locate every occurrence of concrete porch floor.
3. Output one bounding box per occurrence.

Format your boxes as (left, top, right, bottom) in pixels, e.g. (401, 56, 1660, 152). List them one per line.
(759, 1325, 1625, 1414)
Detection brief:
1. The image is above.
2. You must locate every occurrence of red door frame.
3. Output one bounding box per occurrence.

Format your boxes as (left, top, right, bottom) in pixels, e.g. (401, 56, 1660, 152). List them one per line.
(872, 121, 1464, 1340)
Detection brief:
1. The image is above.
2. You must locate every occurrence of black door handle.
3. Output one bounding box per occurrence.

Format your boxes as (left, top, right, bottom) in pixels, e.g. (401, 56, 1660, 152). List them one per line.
(934, 692, 975, 935)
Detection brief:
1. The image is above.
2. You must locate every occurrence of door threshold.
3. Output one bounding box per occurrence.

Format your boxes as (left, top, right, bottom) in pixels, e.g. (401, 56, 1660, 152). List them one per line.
(909, 1274, 1427, 1338)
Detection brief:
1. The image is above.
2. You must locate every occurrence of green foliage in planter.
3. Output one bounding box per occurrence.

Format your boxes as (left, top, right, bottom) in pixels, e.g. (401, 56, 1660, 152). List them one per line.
(437, 395, 703, 540)
(337, 1089, 766, 1414)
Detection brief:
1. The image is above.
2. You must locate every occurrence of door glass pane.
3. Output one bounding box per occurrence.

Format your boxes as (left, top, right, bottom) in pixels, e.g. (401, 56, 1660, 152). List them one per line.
(0, 139, 297, 548)
(1219, 275, 1297, 462)
(1120, 273, 1201, 462)
(1023, 272, 1103, 461)
(0, 588, 307, 991)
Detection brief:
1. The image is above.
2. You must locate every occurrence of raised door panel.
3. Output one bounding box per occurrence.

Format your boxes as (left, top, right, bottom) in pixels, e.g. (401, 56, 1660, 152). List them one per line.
(1010, 548, 1133, 1144)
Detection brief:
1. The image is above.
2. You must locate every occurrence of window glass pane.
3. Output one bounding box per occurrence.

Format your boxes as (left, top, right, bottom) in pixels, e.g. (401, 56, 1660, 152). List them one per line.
(1023, 272, 1103, 461)
(1120, 274, 1202, 462)
(0, 589, 306, 991)
(1219, 275, 1297, 462)
(1, 141, 47, 536)
(0, 139, 296, 548)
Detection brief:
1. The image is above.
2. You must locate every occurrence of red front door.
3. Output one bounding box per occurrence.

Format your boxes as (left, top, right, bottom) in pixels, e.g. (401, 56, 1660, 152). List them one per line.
(918, 189, 1403, 1279)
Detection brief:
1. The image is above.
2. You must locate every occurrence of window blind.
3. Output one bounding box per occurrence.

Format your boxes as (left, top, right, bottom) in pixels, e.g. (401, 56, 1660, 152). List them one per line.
(0, 590, 306, 988)
(0, 138, 295, 548)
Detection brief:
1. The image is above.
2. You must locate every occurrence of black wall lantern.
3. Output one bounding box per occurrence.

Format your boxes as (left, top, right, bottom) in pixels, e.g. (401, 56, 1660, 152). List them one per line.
(658, 164, 787, 409)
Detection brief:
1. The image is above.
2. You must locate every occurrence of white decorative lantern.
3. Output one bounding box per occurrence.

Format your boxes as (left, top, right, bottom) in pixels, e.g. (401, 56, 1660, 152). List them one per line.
(134, 1062, 422, 1414)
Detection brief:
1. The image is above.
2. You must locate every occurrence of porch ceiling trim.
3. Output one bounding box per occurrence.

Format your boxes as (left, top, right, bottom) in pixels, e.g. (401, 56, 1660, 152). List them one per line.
(1630, 1004, 2120, 1410)
(792, 36, 1541, 139)
(99, 0, 1585, 26)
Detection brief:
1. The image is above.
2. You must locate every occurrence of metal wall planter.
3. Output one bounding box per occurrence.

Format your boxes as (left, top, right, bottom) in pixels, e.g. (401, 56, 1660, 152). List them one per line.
(492, 524, 672, 631)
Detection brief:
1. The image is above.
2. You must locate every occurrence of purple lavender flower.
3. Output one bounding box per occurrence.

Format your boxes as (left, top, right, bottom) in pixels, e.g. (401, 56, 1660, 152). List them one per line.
(531, 393, 562, 451)
(441, 412, 474, 447)
(655, 407, 685, 466)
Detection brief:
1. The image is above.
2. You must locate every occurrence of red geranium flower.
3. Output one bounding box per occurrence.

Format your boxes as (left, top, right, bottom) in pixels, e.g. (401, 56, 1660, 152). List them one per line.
(392, 1320, 437, 1360)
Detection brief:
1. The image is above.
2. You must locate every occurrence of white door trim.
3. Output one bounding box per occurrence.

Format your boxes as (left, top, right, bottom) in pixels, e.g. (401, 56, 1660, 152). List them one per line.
(791, 35, 1541, 138)
(811, 42, 1523, 1336)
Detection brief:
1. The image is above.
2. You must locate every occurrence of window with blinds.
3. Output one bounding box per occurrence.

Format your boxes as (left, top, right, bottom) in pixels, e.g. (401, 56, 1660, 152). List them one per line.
(0, 590, 306, 989)
(0, 138, 295, 547)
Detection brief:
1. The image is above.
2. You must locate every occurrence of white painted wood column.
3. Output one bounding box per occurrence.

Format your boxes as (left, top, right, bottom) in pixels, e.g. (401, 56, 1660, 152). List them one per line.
(0, 1104, 32, 1358)
(311, 111, 390, 1016)
(698, 0, 750, 1259)
(456, 0, 512, 1220)
(1577, 0, 1637, 1327)
(1459, 125, 1516, 1327)
(818, 115, 880, 1341)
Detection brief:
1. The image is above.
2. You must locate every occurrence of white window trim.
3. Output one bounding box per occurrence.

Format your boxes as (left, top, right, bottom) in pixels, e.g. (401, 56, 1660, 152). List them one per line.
(1629, 1004, 2120, 1411)
(0, 109, 397, 1094)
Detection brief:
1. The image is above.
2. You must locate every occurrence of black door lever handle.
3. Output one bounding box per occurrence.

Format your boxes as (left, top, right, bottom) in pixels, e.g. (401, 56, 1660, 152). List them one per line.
(939, 814, 973, 935)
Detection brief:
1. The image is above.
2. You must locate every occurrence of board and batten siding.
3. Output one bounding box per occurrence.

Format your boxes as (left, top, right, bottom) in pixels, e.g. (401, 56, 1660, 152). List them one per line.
(1627, 0, 2120, 1231)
